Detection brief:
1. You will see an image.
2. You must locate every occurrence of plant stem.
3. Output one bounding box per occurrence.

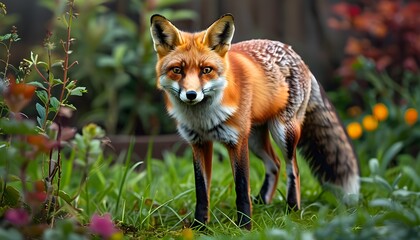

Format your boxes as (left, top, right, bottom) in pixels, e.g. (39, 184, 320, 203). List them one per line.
(1, 36, 13, 80)
(59, 0, 75, 104)
(33, 64, 48, 83)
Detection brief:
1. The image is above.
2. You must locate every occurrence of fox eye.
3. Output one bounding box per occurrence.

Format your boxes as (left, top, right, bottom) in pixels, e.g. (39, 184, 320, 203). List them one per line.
(171, 67, 182, 74)
(202, 67, 213, 74)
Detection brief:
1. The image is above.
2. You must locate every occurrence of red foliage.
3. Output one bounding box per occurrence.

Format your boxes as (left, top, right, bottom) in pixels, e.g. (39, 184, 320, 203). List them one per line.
(3, 74, 36, 113)
(26, 134, 57, 154)
(329, 0, 420, 84)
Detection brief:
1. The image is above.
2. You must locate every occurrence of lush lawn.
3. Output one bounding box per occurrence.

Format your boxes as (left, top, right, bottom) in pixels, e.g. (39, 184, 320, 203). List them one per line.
(19, 139, 415, 240)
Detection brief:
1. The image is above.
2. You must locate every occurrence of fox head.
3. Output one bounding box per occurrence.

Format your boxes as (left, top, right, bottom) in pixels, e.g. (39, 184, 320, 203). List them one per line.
(150, 14, 235, 106)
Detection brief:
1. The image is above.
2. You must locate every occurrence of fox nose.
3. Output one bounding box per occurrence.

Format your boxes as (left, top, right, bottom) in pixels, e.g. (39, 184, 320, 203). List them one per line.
(185, 90, 197, 100)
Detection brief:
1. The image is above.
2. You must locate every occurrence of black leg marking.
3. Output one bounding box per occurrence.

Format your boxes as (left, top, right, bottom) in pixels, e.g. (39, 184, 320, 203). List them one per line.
(235, 163, 251, 229)
(285, 125, 301, 210)
(286, 172, 299, 210)
(190, 142, 213, 229)
(192, 161, 209, 227)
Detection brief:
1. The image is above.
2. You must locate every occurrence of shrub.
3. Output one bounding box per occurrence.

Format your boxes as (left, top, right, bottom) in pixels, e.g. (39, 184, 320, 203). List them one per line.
(0, 1, 96, 238)
(329, 0, 419, 85)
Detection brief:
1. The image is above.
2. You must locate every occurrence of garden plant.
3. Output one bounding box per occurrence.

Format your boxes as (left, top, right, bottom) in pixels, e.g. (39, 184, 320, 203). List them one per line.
(1, 0, 420, 239)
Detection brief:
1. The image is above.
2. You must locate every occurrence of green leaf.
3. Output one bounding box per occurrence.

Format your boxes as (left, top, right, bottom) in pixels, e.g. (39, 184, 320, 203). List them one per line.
(402, 167, 420, 188)
(30, 51, 38, 64)
(37, 116, 42, 128)
(50, 97, 60, 112)
(12, 33, 20, 42)
(27, 81, 46, 90)
(42, 229, 63, 240)
(70, 86, 87, 96)
(2, 185, 21, 207)
(52, 60, 64, 68)
(0, 228, 23, 240)
(381, 142, 403, 174)
(36, 90, 48, 105)
(393, 189, 420, 199)
(369, 158, 379, 175)
(48, 72, 54, 84)
(58, 190, 72, 205)
(374, 175, 393, 193)
(369, 198, 394, 209)
(113, 44, 127, 66)
(36, 103, 46, 126)
(0, 33, 11, 41)
(63, 103, 76, 110)
(52, 78, 63, 87)
(0, 118, 37, 134)
(36, 61, 48, 68)
(391, 173, 402, 189)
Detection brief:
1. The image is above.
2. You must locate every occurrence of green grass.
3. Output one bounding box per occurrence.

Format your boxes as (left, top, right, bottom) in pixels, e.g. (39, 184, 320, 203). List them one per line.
(57, 141, 420, 239)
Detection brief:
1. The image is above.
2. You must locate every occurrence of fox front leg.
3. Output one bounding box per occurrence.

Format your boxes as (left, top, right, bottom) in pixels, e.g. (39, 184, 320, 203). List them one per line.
(191, 141, 213, 229)
(226, 139, 252, 230)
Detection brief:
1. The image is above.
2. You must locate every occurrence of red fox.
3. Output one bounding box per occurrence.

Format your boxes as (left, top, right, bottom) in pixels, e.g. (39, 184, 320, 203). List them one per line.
(150, 13, 360, 230)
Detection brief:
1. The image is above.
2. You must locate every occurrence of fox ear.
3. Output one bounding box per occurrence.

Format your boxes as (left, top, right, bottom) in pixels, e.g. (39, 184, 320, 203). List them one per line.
(203, 14, 235, 55)
(150, 14, 184, 57)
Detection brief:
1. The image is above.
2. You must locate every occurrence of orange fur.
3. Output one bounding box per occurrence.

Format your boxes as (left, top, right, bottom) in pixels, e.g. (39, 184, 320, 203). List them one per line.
(155, 36, 291, 134)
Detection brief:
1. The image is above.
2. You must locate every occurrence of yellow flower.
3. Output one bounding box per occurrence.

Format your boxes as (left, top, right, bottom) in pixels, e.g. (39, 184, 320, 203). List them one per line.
(372, 103, 388, 121)
(404, 108, 418, 126)
(182, 228, 194, 240)
(109, 232, 124, 240)
(347, 122, 363, 139)
(362, 115, 378, 131)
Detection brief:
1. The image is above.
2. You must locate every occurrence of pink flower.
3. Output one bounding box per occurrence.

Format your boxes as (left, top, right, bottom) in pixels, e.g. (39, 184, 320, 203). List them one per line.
(5, 208, 30, 226)
(89, 213, 119, 238)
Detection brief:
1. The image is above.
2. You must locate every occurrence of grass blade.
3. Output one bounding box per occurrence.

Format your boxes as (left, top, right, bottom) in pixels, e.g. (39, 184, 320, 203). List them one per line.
(115, 136, 135, 216)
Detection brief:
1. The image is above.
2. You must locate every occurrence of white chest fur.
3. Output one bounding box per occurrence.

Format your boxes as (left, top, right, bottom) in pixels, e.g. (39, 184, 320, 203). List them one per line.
(169, 101, 239, 145)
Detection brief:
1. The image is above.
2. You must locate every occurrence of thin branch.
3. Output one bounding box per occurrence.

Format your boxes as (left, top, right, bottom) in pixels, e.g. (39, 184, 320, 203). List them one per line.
(33, 64, 48, 83)
(59, 0, 75, 104)
(2, 37, 13, 80)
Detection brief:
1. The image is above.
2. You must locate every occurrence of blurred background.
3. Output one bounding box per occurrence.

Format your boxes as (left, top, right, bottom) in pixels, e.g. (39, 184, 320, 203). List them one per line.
(0, 0, 357, 134)
(1, 0, 419, 152)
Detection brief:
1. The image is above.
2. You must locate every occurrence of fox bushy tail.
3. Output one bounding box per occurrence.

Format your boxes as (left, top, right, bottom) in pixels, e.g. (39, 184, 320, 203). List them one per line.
(299, 75, 360, 194)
